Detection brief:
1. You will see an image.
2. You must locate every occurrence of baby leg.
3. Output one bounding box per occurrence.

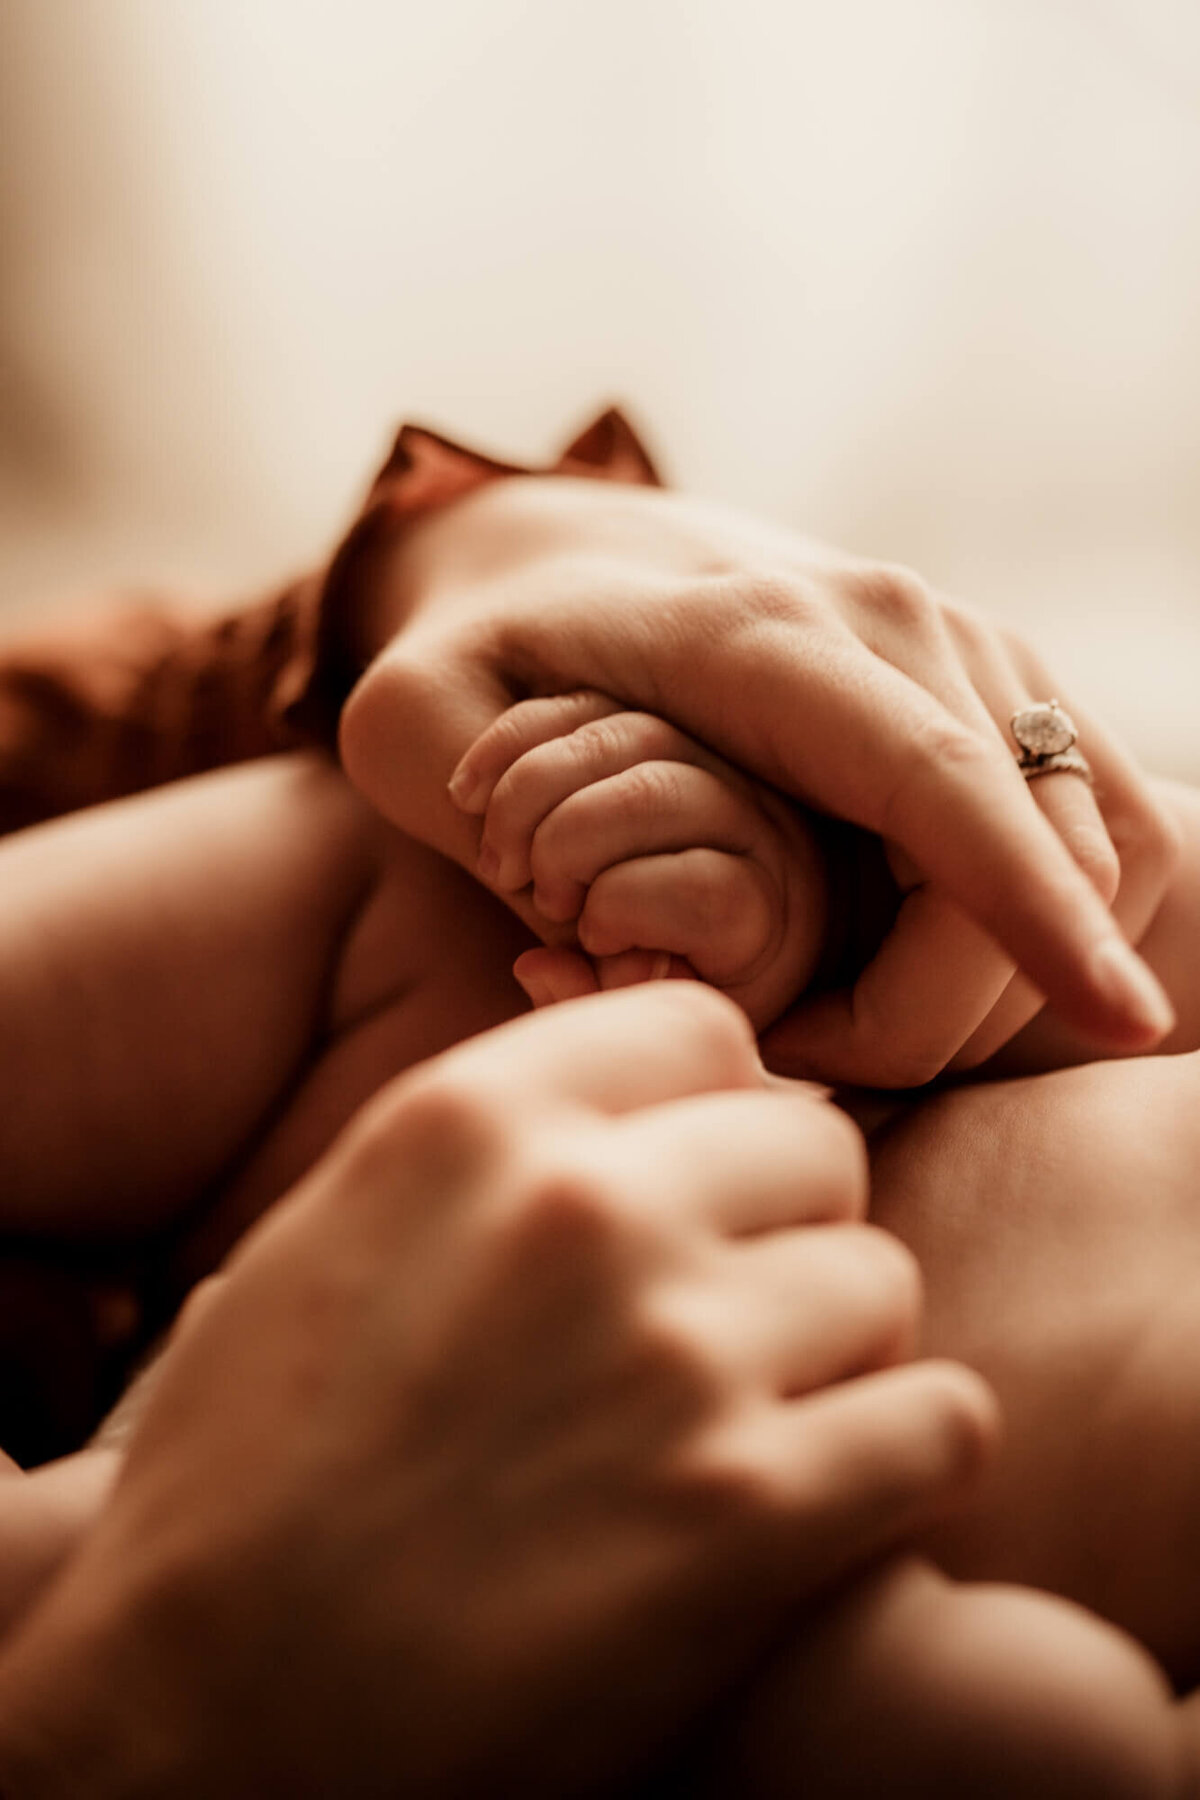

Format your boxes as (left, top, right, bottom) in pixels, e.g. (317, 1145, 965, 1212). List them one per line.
(712, 1556, 1179, 1799)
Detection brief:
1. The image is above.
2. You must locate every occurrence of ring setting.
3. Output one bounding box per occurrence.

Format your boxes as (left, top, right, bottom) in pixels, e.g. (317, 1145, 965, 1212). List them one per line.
(1010, 700, 1093, 784)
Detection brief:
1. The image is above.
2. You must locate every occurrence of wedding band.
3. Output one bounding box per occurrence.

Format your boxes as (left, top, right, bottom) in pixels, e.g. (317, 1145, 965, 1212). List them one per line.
(1017, 747, 1093, 783)
(1010, 700, 1094, 784)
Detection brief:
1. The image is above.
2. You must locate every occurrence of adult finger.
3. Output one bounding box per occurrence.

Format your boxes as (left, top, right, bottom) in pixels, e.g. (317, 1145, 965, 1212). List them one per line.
(848, 601, 1127, 1064)
(406, 981, 766, 1119)
(347, 608, 1173, 1055)
(628, 609, 1174, 1053)
(744, 1360, 1000, 1597)
(942, 639, 1178, 1067)
(762, 884, 1016, 1088)
(925, 615, 1121, 1065)
(933, 604, 1121, 902)
(940, 769, 1122, 1068)
(609, 1087, 868, 1234)
(1008, 644, 1179, 946)
(651, 1224, 919, 1396)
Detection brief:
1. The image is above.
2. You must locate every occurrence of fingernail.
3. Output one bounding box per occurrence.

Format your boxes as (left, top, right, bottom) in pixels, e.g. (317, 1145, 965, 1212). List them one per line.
(477, 841, 500, 883)
(448, 764, 486, 813)
(649, 951, 672, 981)
(1090, 938, 1175, 1042)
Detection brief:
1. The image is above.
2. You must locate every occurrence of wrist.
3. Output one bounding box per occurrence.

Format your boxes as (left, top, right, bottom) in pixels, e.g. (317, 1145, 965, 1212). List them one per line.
(317, 408, 664, 696)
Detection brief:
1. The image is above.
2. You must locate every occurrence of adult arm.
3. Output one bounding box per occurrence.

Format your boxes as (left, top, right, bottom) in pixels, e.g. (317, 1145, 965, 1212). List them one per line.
(0, 413, 1175, 1084)
(0, 986, 994, 1798)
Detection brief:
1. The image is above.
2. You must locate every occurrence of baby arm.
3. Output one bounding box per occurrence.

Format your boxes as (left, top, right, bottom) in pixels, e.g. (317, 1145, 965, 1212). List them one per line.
(709, 1556, 1183, 1800)
(0, 754, 384, 1240)
(448, 690, 831, 1031)
(0, 748, 534, 1291)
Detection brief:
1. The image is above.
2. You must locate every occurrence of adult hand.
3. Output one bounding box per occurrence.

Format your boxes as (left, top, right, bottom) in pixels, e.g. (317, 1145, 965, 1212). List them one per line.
(0, 986, 993, 1798)
(339, 474, 1177, 1086)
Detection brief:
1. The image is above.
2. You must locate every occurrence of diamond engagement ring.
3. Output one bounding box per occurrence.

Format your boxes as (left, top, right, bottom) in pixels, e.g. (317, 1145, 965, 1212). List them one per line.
(1010, 700, 1093, 784)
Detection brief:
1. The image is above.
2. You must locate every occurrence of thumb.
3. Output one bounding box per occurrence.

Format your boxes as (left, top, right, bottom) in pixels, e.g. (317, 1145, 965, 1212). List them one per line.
(340, 638, 512, 869)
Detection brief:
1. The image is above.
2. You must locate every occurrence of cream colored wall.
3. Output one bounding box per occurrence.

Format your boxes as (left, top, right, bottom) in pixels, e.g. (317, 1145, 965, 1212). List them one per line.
(1, 0, 1198, 771)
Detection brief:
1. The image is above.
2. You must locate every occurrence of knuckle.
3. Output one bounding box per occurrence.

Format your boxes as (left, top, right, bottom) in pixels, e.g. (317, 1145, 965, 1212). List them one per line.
(610, 711, 684, 763)
(644, 980, 761, 1080)
(555, 687, 612, 719)
(338, 655, 427, 797)
(741, 571, 821, 629)
(349, 1064, 507, 1173)
(495, 738, 563, 811)
(850, 562, 939, 632)
(570, 713, 632, 766)
(632, 1296, 725, 1397)
(904, 1359, 1000, 1477)
(1060, 822, 1120, 903)
(912, 714, 995, 776)
(487, 697, 542, 749)
(880, 717, 996, 843)
(665, 1437, 778, 1530)
(502, 1158, 631, 1262)
(849, 1225, 923, 1346)
(617, 760, 686, 821)
(801, 1105, 870, 1220)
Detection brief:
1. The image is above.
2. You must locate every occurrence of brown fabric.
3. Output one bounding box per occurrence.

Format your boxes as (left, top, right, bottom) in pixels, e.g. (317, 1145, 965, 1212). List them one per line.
(0, 408, 661, 836)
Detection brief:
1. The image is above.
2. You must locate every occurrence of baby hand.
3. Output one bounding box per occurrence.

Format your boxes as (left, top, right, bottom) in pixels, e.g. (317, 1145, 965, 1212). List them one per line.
(450, 691, 830, 1030)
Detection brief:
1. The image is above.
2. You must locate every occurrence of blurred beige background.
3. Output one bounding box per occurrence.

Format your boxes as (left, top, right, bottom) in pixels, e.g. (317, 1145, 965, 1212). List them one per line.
(1, 0, 1197, 773)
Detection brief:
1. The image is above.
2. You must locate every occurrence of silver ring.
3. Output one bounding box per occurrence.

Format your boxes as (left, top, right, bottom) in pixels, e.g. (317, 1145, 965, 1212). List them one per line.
(1010, 700, 1093, 785)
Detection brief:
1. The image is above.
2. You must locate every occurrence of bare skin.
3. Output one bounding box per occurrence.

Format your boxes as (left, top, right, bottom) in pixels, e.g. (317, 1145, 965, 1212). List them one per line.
(341, 470, 1179, 1078)
(0, 988, 992, 1799)
(1, 739, 1198, 1789)
(450, 698, 1200, 1790)
(873, 1050, 1200, 1685)
(0, 753, 533, 1640)
(689, 1044, 1200, 1798)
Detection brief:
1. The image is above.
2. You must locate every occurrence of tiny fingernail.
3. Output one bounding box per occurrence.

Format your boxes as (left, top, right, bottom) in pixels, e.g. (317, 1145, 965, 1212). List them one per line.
(448, 765, 486, 812)
(649, 951, 672, 981)
(1090, 937, 1175, 1042)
